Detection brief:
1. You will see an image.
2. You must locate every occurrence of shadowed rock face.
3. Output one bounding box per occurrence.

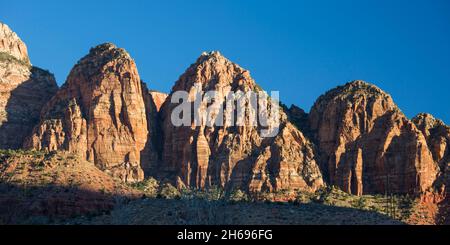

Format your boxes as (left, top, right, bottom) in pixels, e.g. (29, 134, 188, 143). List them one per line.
(412, 113, 450, 224)
(25, 43, 158, 183)
(309, 80, 438, 195)
(160, 51, 324, 193)
(0, 23, 58, 149)
(413, 113, 450, 174)
(140, 84, 164, 176)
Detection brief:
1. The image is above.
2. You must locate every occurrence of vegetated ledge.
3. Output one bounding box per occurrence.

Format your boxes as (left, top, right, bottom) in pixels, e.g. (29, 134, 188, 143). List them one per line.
(0, 149, 435, 225)
(0, 51, 30, 67)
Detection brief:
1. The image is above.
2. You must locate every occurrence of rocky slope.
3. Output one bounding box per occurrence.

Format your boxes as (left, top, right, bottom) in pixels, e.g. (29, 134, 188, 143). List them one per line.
(1, 21, 449, 225)
(413, 113, 450, 178)
(1, 149, 414, 225)
(412, 113, 450, 224)
(75, 197, 402, 225)
(0, 150, 140, 224)
(25, 43, 159, 183)
(159, 51, 324, 193)
(309, 81, 438, 195)
(0, 22, 58, 149)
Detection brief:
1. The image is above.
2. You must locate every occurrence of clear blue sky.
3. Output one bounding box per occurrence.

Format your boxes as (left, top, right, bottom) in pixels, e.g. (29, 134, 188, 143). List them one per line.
(2, 0, 449, 123)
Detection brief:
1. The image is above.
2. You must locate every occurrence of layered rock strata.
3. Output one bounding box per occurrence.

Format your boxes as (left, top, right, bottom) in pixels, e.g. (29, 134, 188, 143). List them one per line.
(308, 81, 438, 195)
(25, 43, 158, 183)
(0, 22, 57, 149)
(160, 51, 324, 193)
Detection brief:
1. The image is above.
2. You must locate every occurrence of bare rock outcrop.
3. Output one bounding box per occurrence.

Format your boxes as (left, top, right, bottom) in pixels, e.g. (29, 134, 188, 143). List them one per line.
(0, 23, 29, 64)
(309, 80, 438, 195)
(0, 151, 140, 223)
(413, 113, 450, 173)
(0, 22, 57, 149)
(140, 84, 163, 176)
(25, 43, 158, 183)
(412, 113, 450, 224)
(160, 51, 323, 193)
(149, 91, 168, 112)
(286, 104, 310, 135)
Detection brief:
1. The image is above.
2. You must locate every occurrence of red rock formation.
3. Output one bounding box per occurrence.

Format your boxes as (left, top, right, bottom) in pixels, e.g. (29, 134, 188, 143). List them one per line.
(140, 84, 163, 176)
(25, 43, 158, 183)
(160, 51, 324, 193)
(413, 113, 450, 174)
(149, 91, 168, 112)
(286, 104, 310, 135)
(0, 151, 140, 223)
(412, 113, 450, 224)
(0, 23, 29, 64)
(309, 80, 438, 195)
(0, 22, 58, 149)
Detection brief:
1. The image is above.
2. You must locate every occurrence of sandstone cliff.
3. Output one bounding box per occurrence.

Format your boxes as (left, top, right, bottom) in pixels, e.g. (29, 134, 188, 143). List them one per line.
(0, 23, 58, 149)
(0, 23, 29, 64)
(25, 43, 158, 183)
(160, 51, 324, 193)
(309, 80, 438, 195)
(140, 84, 163, 176)
(412, 113, 450, 224)
(286, 104, 310, 135)
(413, 113, 450, 176)
(149, 91, 168, 112)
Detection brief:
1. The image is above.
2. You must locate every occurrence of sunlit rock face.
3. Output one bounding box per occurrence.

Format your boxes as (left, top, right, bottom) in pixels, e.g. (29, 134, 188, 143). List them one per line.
(149, 91, 168, 112)
(0, 22, 57, 149)
(309, 80, 439, 195)
(159, 51, 324, 193)
(25, 43, 159, 183)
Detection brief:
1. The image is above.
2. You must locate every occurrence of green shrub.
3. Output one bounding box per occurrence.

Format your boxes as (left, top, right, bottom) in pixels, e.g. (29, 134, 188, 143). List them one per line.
(0, 52, 30, 67)
(158, 183, 181, 199)
(294, 191, 313, 204)
(227, 189, 249, 203)
(201, 186, 224, 201)
(352, 197, 368, 210)
(0, 149, 46, 158)
(131, 178, 160, 198)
